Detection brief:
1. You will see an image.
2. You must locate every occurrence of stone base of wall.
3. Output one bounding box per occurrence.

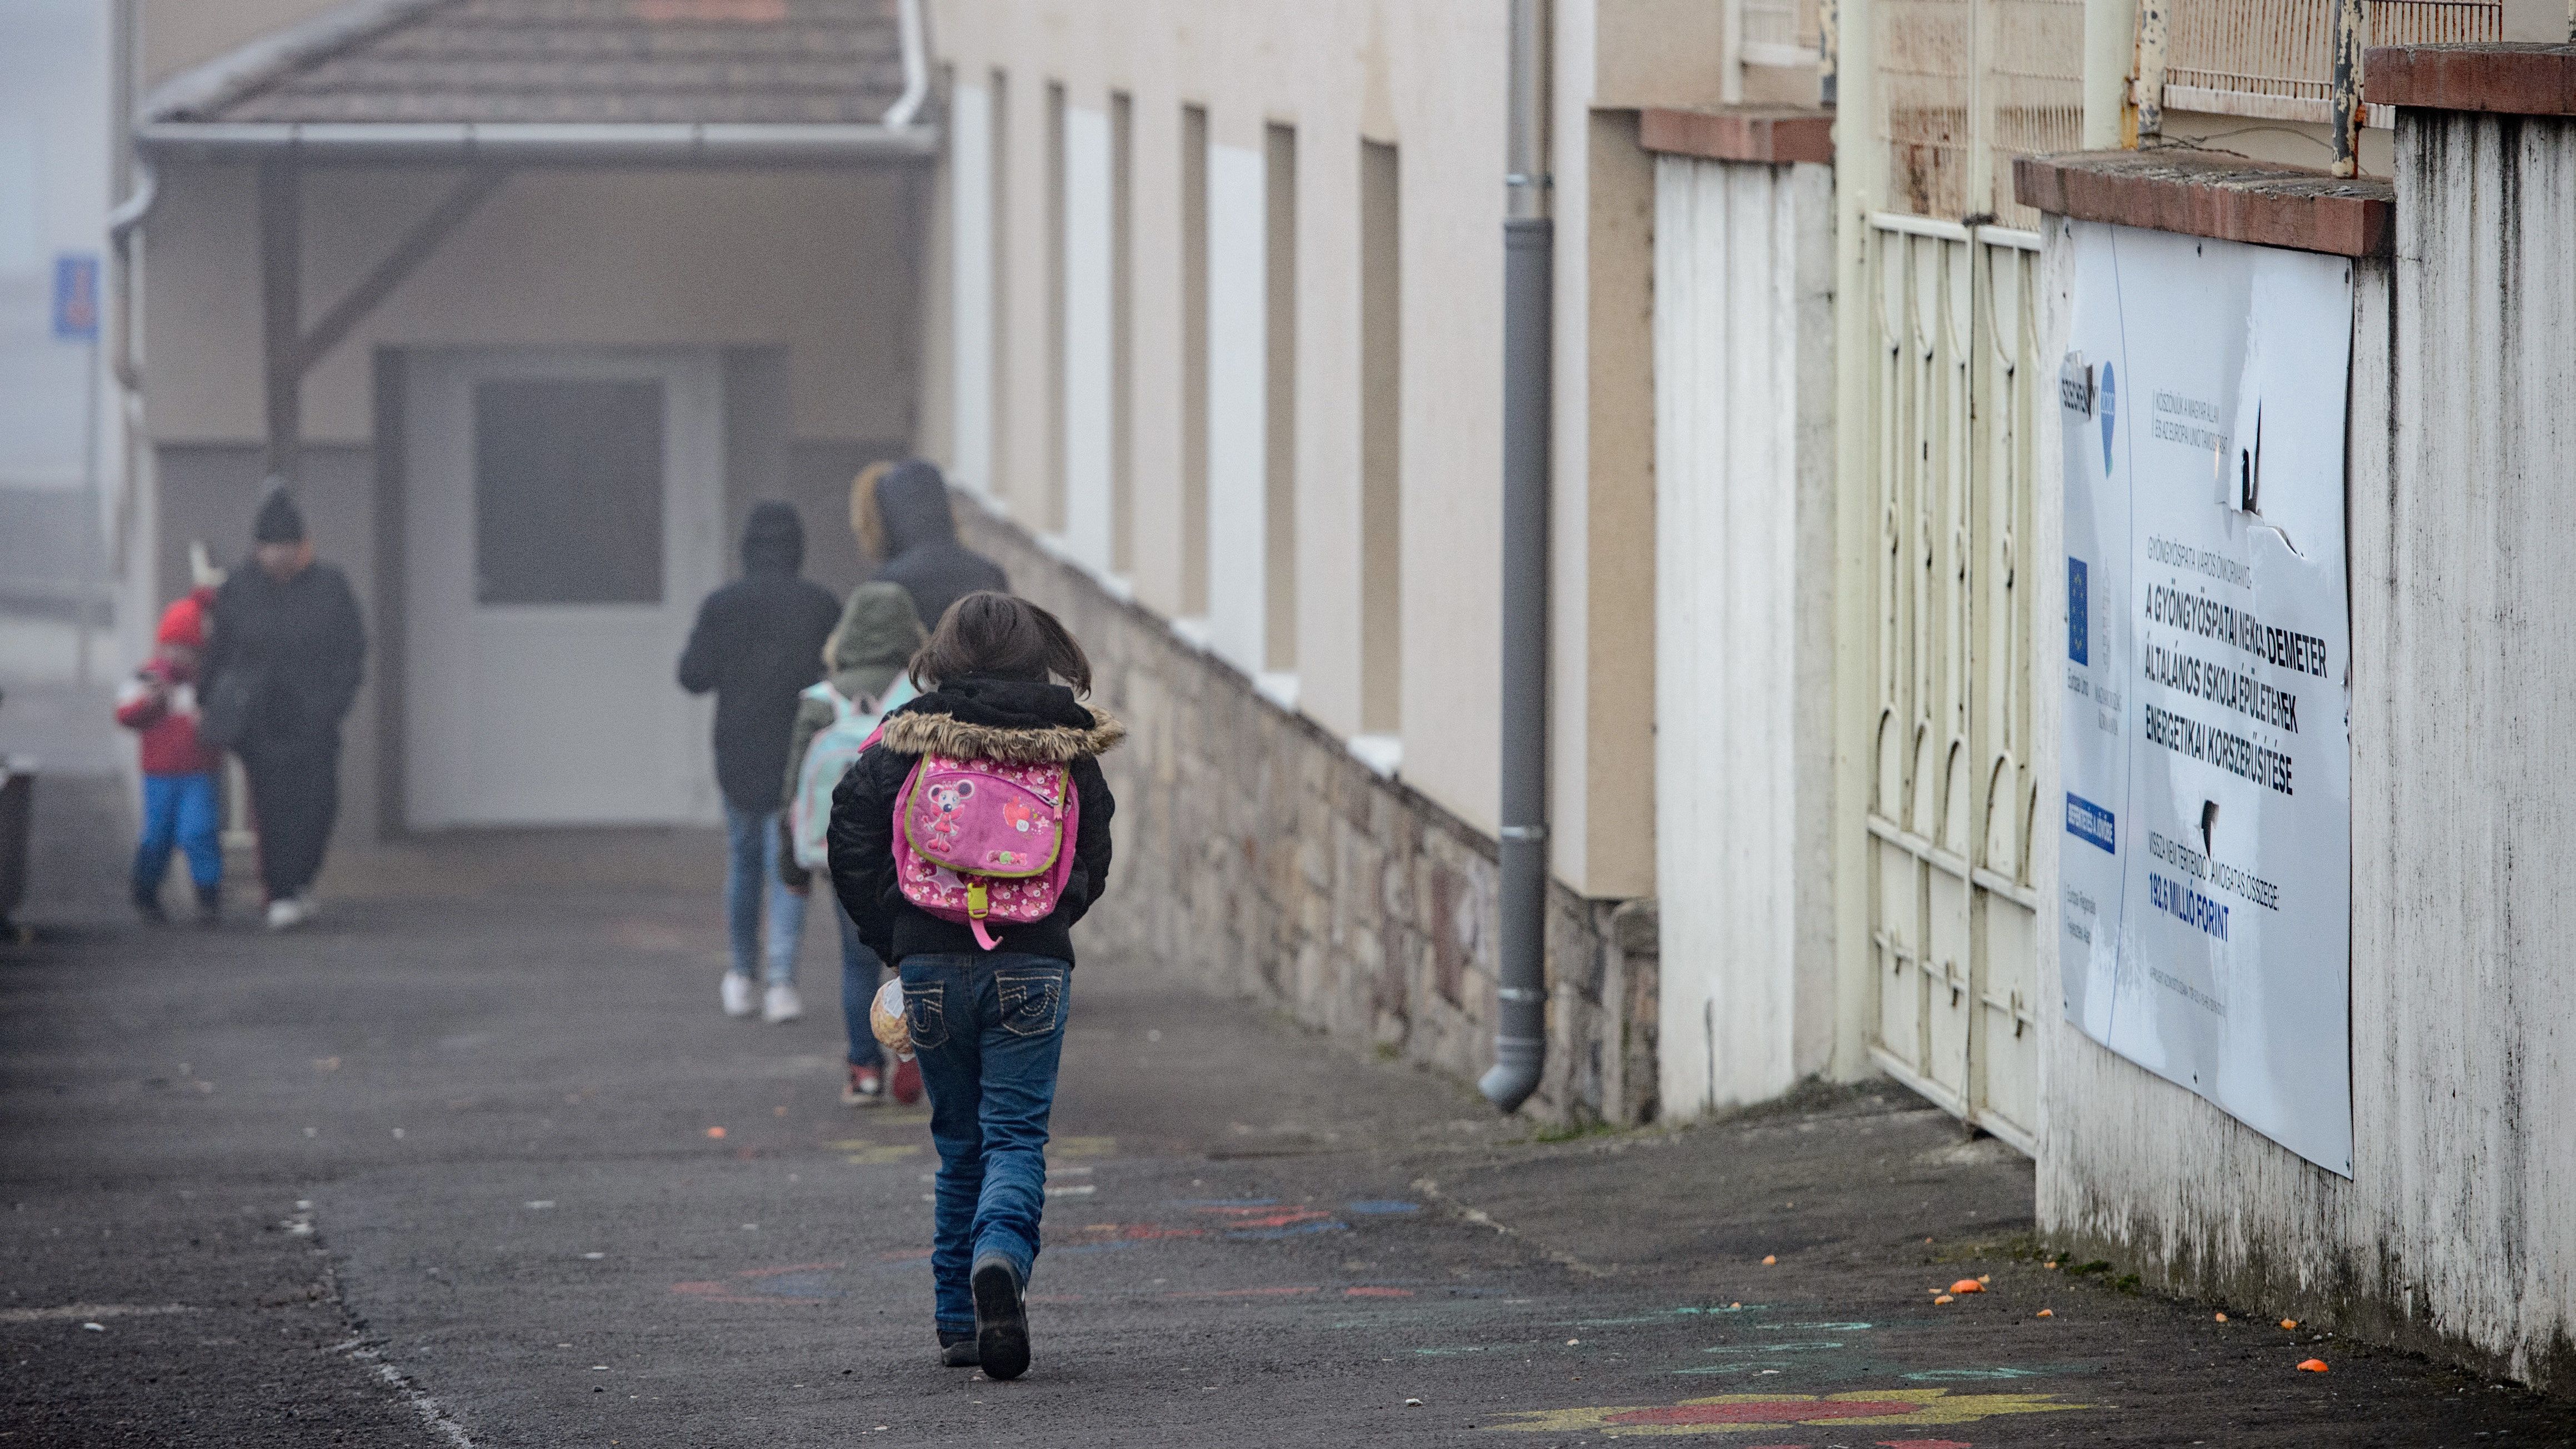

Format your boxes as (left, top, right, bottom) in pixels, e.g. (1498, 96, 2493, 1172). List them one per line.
(956, 499, 1658, 1126)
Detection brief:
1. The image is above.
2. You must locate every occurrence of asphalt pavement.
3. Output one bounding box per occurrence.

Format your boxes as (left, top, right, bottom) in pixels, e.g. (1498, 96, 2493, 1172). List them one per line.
(7, 772, 2575, 1447)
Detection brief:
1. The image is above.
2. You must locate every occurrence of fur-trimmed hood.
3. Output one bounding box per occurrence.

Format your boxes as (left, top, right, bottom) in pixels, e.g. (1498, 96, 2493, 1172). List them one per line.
(879, 676, 1126, 765)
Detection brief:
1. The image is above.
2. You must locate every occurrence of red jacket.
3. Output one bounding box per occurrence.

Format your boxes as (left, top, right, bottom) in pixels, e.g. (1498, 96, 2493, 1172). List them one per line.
(116, 658, 221, 776)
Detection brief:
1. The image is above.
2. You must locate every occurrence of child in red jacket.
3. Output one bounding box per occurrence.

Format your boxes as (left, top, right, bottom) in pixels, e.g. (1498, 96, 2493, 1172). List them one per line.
(116, 592, 224, 923)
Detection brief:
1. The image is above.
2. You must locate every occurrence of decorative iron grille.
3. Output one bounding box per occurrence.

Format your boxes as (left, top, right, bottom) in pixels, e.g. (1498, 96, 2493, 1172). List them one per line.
(2163, 0, 2500, 124)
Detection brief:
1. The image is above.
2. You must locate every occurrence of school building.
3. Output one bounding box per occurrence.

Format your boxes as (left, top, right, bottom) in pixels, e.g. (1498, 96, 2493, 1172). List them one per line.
(116, 0, 937, 836)
(100, 0, 2576, 1394)
(914, 0, 2576, 1396)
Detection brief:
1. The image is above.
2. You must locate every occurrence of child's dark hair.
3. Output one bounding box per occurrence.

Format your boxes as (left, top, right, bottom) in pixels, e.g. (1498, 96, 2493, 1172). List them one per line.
(910, 591, 1093, 695)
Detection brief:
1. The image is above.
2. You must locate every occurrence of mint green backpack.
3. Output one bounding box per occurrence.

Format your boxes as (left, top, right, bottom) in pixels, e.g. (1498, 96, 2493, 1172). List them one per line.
(788, 673, 916, 871)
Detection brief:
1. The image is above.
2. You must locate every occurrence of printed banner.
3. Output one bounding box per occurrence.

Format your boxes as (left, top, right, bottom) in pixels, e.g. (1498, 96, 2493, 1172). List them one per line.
(2058, 221, 2354, 1176)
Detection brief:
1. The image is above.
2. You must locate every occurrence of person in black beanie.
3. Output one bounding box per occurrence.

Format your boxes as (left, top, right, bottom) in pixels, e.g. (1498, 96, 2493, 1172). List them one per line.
(678, 502, 842, 1023)
(202, 484, 367, 930)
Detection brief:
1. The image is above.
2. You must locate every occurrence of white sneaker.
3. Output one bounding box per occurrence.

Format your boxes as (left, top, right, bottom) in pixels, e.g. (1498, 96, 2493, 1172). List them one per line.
(721, 972, 757, 1018)
(264, 895, 315, 931)
(762, 984, 803, 1024)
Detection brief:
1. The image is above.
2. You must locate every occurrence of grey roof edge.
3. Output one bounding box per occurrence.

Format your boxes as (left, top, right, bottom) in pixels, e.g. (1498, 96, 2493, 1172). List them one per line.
(138, 0, 455, 124)
(133, 0, 935, 157)
(134, 120, 941, 163)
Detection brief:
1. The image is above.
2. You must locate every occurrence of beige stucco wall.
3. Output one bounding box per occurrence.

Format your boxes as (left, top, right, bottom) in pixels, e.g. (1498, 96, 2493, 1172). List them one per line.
(929, 0, 1664, 898)
(141, 163, 922, 446)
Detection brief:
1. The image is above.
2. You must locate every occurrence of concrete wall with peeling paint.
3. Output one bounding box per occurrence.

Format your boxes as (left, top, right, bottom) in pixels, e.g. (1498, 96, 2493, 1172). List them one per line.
(2035, 109, 2576, 1390)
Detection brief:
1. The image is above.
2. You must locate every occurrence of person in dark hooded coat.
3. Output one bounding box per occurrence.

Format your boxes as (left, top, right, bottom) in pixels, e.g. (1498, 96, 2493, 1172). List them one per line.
(678, 501, 842, 1023)
(202, 486, 367, 931)
(853, 458, 1008, 632)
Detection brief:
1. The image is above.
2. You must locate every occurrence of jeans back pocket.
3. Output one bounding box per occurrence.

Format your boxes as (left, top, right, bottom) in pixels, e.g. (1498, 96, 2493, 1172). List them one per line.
(902, 978, 951, 1051)
(993, 968, 1066, 1038)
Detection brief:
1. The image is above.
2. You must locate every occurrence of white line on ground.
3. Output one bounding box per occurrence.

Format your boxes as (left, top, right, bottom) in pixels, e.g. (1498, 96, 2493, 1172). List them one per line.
(0, 1303, 196, 1324)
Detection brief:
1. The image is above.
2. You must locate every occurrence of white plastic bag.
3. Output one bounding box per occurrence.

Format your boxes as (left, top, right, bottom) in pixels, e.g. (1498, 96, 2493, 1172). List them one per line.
(870, 977, 913, 1061)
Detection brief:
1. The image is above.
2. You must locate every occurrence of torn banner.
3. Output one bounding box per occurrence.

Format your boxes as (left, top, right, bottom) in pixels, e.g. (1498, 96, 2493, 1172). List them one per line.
(2058, 221, 2354, 1177)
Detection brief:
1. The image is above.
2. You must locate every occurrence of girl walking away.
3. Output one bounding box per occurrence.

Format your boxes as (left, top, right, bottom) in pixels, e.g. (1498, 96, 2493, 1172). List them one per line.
(829, 592, 1121, 1381)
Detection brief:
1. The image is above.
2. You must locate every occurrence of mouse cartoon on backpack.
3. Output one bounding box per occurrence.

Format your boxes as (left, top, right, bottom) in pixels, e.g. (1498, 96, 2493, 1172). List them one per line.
(921, 779, 974, 855)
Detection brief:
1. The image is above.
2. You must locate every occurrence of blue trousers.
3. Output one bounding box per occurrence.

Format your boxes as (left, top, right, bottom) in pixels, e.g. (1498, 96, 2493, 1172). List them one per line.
(134, 773, 222, 895)
(900, 954, 1070, 1332)
(722, 804, 803, 986)
(835, 902, 886, 1070)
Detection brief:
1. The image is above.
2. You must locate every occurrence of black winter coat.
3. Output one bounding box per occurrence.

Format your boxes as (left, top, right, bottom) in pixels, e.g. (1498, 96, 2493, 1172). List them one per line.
(678, 503, 843, 811)
(203, 559, 367, 753)
(828, 676, 1121, 968)
(869, 460, 1008, 631)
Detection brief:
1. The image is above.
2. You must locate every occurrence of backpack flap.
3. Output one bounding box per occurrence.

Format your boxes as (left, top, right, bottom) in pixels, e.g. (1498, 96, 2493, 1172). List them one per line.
(890, 753, 1081, 949)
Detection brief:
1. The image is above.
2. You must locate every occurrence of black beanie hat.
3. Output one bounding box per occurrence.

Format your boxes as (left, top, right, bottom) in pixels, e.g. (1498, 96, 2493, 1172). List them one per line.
(253, 486, 306, 544)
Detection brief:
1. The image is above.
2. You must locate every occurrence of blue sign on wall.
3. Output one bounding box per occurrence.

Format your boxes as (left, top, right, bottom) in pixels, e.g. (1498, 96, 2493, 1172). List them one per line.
(2067, 556, 2089, 664)
(53, 253, 101, 342)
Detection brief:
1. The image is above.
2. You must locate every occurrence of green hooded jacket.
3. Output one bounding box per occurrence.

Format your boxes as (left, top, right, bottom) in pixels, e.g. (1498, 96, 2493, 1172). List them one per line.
(779, 581, 927, 808)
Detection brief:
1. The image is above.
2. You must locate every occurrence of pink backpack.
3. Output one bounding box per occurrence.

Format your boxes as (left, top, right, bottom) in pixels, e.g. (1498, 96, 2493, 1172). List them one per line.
(891, 752, 1079, 950)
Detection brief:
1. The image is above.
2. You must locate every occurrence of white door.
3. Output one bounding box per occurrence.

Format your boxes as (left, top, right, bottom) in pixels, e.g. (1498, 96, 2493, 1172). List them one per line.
(404, 349, 724, 827)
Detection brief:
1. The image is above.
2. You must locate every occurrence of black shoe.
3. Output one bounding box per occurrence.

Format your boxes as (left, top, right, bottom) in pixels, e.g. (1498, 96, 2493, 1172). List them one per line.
(132, 887, 168, 926)
(969, 1253, 1030, 1380)
(937, 1329, 979, 1368)
(194, 884, 223, 926)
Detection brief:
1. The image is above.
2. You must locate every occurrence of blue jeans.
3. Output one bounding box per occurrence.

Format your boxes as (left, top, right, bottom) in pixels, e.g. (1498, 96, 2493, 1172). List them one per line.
(135, 773, 222, 895)
(723, 804, 804, 986)
(900, 953, 1071, 1333)
(836, 902, 886, 1069)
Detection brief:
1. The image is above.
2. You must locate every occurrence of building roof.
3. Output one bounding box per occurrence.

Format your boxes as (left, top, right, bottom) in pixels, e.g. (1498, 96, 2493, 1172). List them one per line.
(166, 0, 909, 125)
(136, 0, 933, 162)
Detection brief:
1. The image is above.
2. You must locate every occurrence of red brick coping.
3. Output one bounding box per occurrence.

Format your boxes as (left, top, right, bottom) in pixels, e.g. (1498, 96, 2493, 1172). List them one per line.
(2367, 43, 2576, 117)
(2013, 150, 2394, 258)
(1639, 107, 1835, 165)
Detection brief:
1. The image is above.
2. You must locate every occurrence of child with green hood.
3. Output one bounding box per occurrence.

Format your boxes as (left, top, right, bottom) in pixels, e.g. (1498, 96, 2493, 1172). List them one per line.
(782, 581, 928, 1104)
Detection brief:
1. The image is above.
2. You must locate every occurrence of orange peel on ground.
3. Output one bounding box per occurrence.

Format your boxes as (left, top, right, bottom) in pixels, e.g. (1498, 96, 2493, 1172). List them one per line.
(1949, 1279, 1985, 1295)
(1933, 1294, 1955, 1305)
(2297, 1358, 2329, 1373)
(2034, 1309, 2054, 1318)
(2280, 1318, 2300, 1330)
(1761, 1255, 1777, 1266)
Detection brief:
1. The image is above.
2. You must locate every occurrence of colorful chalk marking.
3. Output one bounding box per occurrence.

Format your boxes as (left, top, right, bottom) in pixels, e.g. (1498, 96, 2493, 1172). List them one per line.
(669, 1261, 848, 1306)
(1483, 1388, 2084, 1437)
(1190, 1202, 1349, 1239)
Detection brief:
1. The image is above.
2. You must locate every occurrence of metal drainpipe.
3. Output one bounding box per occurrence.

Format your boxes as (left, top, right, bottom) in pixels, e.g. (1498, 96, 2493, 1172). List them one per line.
(1480, 0, 1553, 1116)
(105, 0, 153, 579)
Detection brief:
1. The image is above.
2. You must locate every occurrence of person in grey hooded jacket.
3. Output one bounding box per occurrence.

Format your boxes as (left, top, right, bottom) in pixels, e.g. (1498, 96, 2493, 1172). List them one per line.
(852, 458, 1008, 632)
(779, 581, 927, 1105)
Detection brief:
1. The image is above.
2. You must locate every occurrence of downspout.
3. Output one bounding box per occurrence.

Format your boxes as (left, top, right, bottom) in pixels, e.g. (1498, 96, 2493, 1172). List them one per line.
(106, 0, 153, 579)
(881, 0, 931, 129)
(1481, 0, 1553, 1115)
